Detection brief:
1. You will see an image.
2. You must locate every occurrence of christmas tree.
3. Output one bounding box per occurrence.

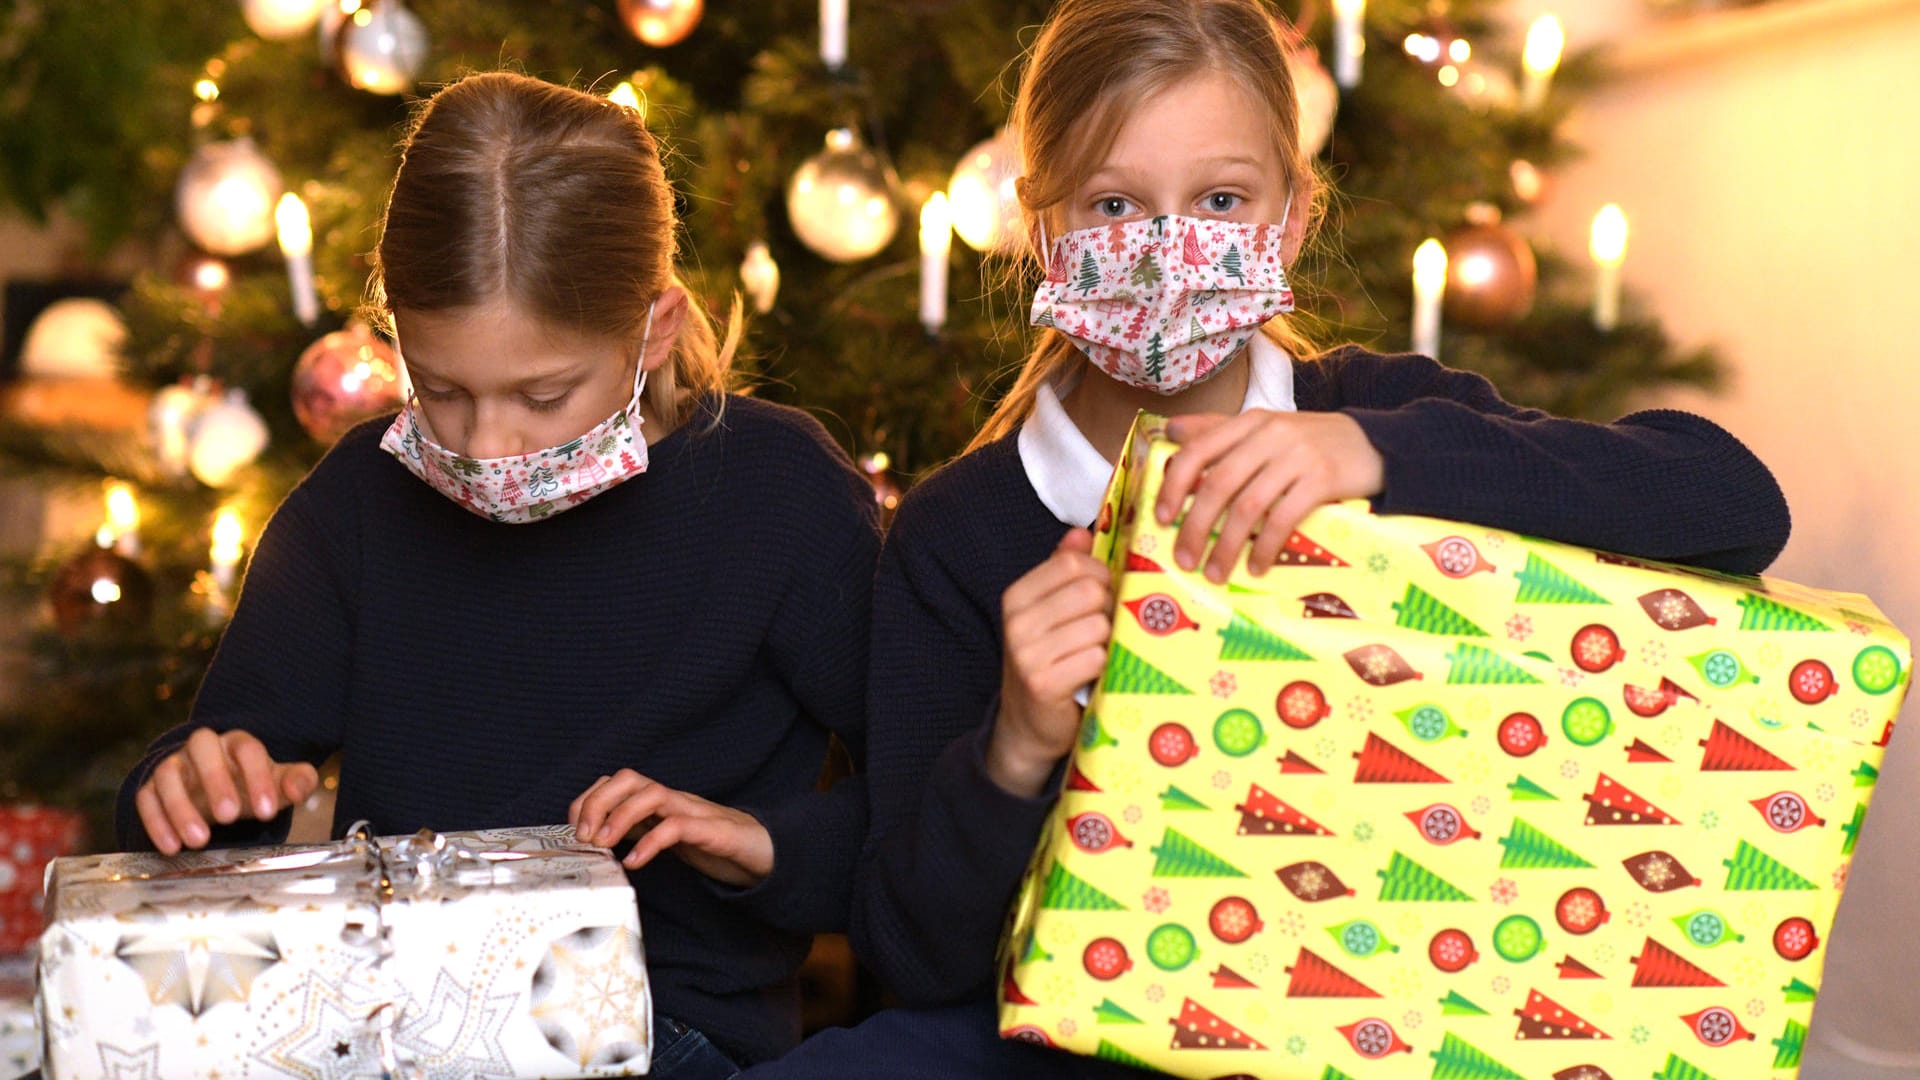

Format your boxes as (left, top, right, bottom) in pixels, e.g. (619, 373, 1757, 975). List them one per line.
(1507, 774, 1559, 801)
(1737, 592, 1832, 632)
(1513, 552, 1611, 605)
(1497, 818, 1594, 869)
(1075, 249, 1103, 292)
(1151, 827, 1250, 878)
(1629, 937, 1724, 988)
(1650, 1054, 1721, 1080)
(1427, 1032, 1526, 1080)
(1772, 1017, 1808, 1069)
(1095, 1039, 1155, 1068)
(0, 1, 1729, 837)
(1159, 785, 1211, 812)
(1376, 851, 1474, 901)
(1391, 583, 1489, 636)
(1721, 839, 1816, 891)
(1439, 990, 1490, 1016)
(1445, 642, 1542, 685)
(1781, 976, 1819, 1003)
(1040, 861, 1127, 911)
(1094, 999, 1143, 1025)
(1216, 610, 1315, 661)
(1284, 947, 1380, 998)
(1101, 641, 1195, 695)
(1843, 801, 1867, 855)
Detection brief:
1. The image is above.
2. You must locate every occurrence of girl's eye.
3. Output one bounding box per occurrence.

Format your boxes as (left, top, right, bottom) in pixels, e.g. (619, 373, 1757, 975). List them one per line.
(523, 394, 570, 414)
(1203, 192, 1242, 214)
(1096, 196, 1135, 218)
(417, 386, 461, 402)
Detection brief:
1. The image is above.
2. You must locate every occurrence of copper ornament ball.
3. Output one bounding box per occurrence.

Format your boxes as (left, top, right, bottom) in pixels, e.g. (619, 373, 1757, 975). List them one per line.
(50, 546, 155, 637)
(618, 0, 703, 47)
(1442, 220, 1537, 329)
(291, 327, 404, 444)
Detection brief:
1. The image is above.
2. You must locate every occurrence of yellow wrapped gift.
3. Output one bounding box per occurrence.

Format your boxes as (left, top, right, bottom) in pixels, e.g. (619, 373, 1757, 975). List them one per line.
(997, 412, 1909, 1080)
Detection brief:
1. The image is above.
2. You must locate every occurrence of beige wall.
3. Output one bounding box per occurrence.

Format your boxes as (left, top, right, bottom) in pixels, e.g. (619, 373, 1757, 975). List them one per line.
(1521, 1, 1920, 1073)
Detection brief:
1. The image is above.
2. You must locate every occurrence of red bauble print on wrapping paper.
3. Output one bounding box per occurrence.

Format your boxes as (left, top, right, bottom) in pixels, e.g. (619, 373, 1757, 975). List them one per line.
(1276, 680, 1331, 729)
(1083, 936, 1133, 980)
(1752, 791, 1825, 834)
(1337, 1018, 1412, 1059)
(1209, 896, 1263, 944)
(1125, 593, 1200, 635)
(1497, 712, 1548, 757)
(1570, 624, 1626, 672)
(1002, 1024, 1053, 1047)
(1681, 1006, 1755, 1047)
(1069, 811, 1135, 853)
(1790, 659, 1840, 704)
(1555, 888, 1611, 935)
(1405, 803, 1480, 844)
(1423, 535, 1496, 578)
(1150, 723, 1201, 766)
(1773, 917, 1820, 961)
(1639, 588, 1717, 631)
(1429, 928, 1479, 972)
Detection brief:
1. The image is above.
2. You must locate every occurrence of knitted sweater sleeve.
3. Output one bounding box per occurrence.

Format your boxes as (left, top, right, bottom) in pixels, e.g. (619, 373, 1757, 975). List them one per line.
(114, 481, 356, 851)
(849, 495, 1063, 1007)
(1326, 350, 1791, 574)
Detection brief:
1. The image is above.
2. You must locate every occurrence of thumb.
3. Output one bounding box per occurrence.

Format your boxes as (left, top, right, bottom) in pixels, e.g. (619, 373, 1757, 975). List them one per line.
(1056, 527, 1095, 555)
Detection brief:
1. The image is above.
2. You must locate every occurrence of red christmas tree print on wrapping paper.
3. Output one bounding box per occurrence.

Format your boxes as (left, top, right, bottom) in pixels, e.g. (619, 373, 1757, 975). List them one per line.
(1236, 784, 1336, 836)
(1631, 938, 1726, 988)
(1625, 738, 1673, 763)
(1211, 964, 1258, 989)
(1285, 948, 1381, 998)
(1557, 955, 1603, 979)
(1514, 988, 1611, 1039)
(1278, 750, 1324, 774)
(1583, 773, 1683, 825)
(1276, 531, 1348, 566)
(1698, 719, 1795, 772)
(1168, 998, 1267, 1050)
(1353, 733, 1450, 783)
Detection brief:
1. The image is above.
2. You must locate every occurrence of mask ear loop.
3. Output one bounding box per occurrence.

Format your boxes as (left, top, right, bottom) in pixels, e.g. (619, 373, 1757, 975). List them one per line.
(631, 300, 658, 403)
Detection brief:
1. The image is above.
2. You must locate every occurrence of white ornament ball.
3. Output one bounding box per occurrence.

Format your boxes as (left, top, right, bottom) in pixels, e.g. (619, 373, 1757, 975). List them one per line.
(188, 389, 271, 488)
(241, 0, 326, 41)
(175, 138, 285, 255)
(1288, 47, 1339, 157)
(19, 298, 127, 380)
(339, 0, 429, 95)
(947, 128, 1022, 253)
(150, 379, 214, 478)
(739, 241, 781, 314)
(785, 129, 898, 263)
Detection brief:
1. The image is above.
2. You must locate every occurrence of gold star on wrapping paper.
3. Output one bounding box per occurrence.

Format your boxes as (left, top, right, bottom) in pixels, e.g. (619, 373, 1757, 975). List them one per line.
(528, 925, 649, 1069)
(113, 903, 281, 1017)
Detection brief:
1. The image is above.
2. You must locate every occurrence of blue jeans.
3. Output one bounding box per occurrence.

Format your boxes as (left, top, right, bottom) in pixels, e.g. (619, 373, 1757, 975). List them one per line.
(652, 1014, 743, 1080)
(739, 1000, 1162, 1079)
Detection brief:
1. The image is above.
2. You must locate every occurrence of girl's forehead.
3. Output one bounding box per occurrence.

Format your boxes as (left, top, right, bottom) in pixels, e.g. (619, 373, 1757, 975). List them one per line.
(1089, 72, 1281, 176)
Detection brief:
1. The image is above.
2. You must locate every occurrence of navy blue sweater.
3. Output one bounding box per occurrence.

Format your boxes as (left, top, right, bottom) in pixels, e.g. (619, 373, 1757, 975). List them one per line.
(115, 394, 880, 1065)
(850, 347, 1791, 1006)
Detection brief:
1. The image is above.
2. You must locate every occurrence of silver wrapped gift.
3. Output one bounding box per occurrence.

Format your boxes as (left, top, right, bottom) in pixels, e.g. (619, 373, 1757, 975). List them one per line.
(37, 824, 651, 1079)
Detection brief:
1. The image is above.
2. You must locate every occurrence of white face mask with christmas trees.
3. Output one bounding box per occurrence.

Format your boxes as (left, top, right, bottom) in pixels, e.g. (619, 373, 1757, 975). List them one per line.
(380, 306, 655, 524)
(1032, 207, 1294, 394)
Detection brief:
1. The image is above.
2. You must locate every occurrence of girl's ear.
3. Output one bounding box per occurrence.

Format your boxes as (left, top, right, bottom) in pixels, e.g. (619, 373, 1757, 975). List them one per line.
(640, 285, 690, 374)
(1279, 180, 1311, 264)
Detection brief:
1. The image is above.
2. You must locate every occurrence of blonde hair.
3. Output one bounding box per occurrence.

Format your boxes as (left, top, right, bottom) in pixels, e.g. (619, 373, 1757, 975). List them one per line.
(367, 71, 741, 428)
(969, 0, 1324, 452)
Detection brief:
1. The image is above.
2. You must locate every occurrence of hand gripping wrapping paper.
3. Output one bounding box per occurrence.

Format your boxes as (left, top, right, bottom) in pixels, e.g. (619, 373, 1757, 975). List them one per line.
(997, 412, 1909, 1080)
(38, 824, 652, 1079)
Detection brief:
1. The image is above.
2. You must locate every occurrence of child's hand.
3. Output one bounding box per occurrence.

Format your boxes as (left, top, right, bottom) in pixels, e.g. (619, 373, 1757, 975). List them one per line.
(569, 770, 774, 888)
(987, 528, 1111, 798)
(133, 728, 319, 855)
(1158, 411, 1385, 583)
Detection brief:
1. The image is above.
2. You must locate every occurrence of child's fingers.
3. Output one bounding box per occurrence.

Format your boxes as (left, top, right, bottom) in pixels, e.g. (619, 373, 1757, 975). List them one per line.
(1173, 446, 1266, 574)
(1202, 459, 1297, 583)
(568, 774, 612, 830)
(151, 756, 210, 849)
(1055, 527, 1094, 555)
(225, 734, 281, 820)
(185, 728, 241, 825)
(622, 815, 689, 871)
(1156, 412, 1246, 524)
(1002, 546, 1107, 617)
(576, 770, 656, 843)
(134, 783, 182, 856)
(278, 762, 320, 810)
(596, 785, 676, 848)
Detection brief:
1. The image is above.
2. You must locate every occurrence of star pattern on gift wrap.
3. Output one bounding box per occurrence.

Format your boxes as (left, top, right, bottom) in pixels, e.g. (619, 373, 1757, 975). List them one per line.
(1626, 901, 1652, 928)
(94, 1042, 162, 1080)
(1558, 667, 1585, 688)
(1352, 821, 1375, 844)
(1848, 620, 1872, 636)
(1561, 758, 1582, 780)
(1700, 809, 1721, 832)
(112, 900, 281, 1017)
(530, 926, 647, 1070)
(1144, 983, 1165, 1004)
(396, 968, 520, 1079)
(1834, 863, 1850, 890)
(1490, 975, 1511, 996)
(251, 971, 392, 1080)
(1403, 1009, 1424, 1031)
(1056, 1018, 1078, 1039)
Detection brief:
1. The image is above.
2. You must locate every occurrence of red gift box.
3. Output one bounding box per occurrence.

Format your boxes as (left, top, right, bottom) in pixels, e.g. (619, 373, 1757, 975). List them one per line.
(0, 806, 84, 956)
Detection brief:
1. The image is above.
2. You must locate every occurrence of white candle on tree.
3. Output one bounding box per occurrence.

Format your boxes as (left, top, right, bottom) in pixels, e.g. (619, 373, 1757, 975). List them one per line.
(1590, 203, 1628, 332)
(1331, 0, 1366, 90)
(1412, 237, 1447, 361)
(1521, 15, 1564, 112)
(919, 192, 952, 334)
(276, 193, 320, 327)
(210, 509, 246, 599)
(104, 480, 140, 558)
(820, 0, 847, 70)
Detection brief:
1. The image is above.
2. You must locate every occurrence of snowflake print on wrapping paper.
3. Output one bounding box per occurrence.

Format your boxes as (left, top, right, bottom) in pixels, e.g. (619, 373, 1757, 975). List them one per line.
(1558, 667, 1585, 688)
(1404, 1010, 1424, 1031)
(1144, 887, 1171, 914)
(1471, 795, 1492, 817)
(1700, 810, 1721, 832)
(1057, 1018, 1078, 1039)
(1398, 912, 1426, 939)
(1145, 984, 1165, 1004)
(1212, 769, 1233, 791)
(1505, 614, 1534, 642)
(1248, 951, 1271, 974)
(1209, 670, 1238, 699)
(1747, 998, 1767, 1020)
(1345, 696, 1374, 724)
(1807, 744, 1837, 774)
(1660, 723, 1684, 750)
(1390, 970, 1423, 999)
(1491, 878, 1518, 906)
(1366, 550, 1392, 577)
(1655, 594, 1692, 627)
(1043, 974, 1077, 1003)
(1280, 911, 1306, 938)
(1286, 1035, 1308, 1057)
(1483, 532, 1506, 550)
(1758, 641, 1784, 668)
(1595, 943, 1616, 965)
(1640, 640, 1668, 668)
(1848, 620, 1872, 636)
(1632, 1025, 1652, 1045)
(1852, 707, 1872, 730)
(1834, 863, 1850, 891)
(1458, 752, 1492, 784)
(1123, 804, 1144, 825)
(1626, 902, 1652, 929)
(1560, 758, 1582, 781)
(1353, 821, 1375, 844)
(1490, 975, 1511, 996)
(1315, 737, 1339, 762)
(1735, 957, 1768, 988)
(1135, 533, 1158, 556)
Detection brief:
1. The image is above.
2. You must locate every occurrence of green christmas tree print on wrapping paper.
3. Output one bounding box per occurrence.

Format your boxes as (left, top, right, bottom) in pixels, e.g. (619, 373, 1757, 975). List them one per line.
(1782, 977, 1819, 1003)
(1772, 1018, 1809, 1068)
(1217, 610, 1315, 660)
(1652, 1053, 1721, 1080)
(1076, 250, 1102, 292)
(1513, 551, 1611, 604)
(1160, 786, 1210, 811)
(1094, 999, 1142, 1025)
(1393, 583, 1489, 636)
(1040, 861, 1126, 910)
(1498, 818, 1595, 869)
(1507, 775, 1559, 801)
(1094, 1040, 1153, 1069)
(1376, 851, 1474, 901)
(1438, 990, 1489, 1016)
(1737, 592, 1833, 631)
(1445, 643, 1543, 685)
(1722, 839, 1816, 890)
(1151, 828, 1248, 878)
(1101, 641, 1193, 695)
(1427, 1031, 1526, 1080)
(1318, 1068, 1360, 1080)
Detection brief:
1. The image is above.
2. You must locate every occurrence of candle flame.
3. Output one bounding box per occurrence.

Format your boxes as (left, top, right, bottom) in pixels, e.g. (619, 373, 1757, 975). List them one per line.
(1413, 238, 1448, 290)
(276, 193, 313, 258)
(608, 81, 643, 114)
(920, 191, 952, 255)
(212, 509, 246, 561)
(105, 481, 139, 534)
(1590, 204, 1628, 265)
(90, 579, 122, 604)
(1524, 15, 1565, 77)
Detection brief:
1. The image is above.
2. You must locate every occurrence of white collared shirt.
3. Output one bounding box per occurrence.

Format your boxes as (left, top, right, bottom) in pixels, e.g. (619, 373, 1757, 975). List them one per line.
(1018, 333, 1298, 527)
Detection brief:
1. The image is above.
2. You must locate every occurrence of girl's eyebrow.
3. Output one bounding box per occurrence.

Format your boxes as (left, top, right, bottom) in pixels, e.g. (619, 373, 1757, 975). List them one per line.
(401, 356, 595, 390)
